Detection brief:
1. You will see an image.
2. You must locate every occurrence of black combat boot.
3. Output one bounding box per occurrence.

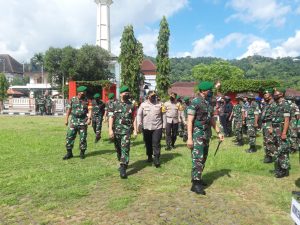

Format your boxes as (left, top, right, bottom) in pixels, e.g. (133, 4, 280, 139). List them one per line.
(165, 145, 172, 151)
(80, 150, 85, 159)
(263, 155, 273, 163)
(120, 164, 127, 179)
(171, 145, 176, 149)
(147, 155, 153, 163)
(245, 145, 256, 153)
(191, 180, 206, 195)
(199, 179, 207, 186)
(94, 136, 100, 143)
(63, 149, 73, 160)
(183, 135, 188, 142)
(275, 168, 289, 178)
(236, 139, 244, 146)
(154, 155, 160, 168)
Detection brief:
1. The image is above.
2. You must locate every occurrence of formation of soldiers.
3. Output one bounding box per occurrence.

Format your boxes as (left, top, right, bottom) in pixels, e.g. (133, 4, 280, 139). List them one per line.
(36, 94, 53, 115)
(62, 84, 300, 195)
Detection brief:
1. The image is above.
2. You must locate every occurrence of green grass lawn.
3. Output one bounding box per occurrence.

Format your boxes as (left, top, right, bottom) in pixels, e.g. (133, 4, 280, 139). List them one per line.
(0, 116, 299, 225)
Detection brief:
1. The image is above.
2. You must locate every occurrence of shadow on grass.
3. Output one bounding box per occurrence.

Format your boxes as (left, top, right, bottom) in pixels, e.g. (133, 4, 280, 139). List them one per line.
(295, 178, 300, 188)
(127, 153, 181, 176)
(72, 149, 115, 158)
(202, 169, 232, 189)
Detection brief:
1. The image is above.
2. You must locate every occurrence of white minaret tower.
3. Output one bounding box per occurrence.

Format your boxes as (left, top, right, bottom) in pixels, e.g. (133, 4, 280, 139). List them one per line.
(95, 0, 113, 52)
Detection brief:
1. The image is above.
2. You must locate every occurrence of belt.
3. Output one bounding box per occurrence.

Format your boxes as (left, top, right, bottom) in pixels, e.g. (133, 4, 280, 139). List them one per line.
(272, 123, 282, 127)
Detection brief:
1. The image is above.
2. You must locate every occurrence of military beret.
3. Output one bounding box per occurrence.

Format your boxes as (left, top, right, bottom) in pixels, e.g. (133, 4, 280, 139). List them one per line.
(108, 93, 115, 99)
(198, 81, 214, 91)
(93, 93, 101, 99)
(275, 87, 286, 94)
(120, 85, 129, 93)
(77, 86, 87, 92)
(183, 96, 189, 102)
(176, 95, 181, 100)
(263, 88, 274, 95)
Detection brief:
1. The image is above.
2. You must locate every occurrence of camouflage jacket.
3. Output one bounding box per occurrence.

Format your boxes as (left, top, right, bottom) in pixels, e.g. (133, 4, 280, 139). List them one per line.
(289, 101, 300, 121)
(246, 101, 259, 122)
(261, 99, 276, 123)
(92, 99, 105, 119)
(187, 95, 212, 132)
(45, 97, 52, 107)
(272, 99, 291, 125)
(69, 96, 91, 125)
(111, 100, 136, 135)
(233, 103, 243, 121)
(106, 100, 115, 115)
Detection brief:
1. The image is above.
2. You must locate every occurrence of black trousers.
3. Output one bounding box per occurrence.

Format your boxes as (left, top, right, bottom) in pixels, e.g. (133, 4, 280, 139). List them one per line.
(166, 122, 178, 147)
(143, 129, 162, 157)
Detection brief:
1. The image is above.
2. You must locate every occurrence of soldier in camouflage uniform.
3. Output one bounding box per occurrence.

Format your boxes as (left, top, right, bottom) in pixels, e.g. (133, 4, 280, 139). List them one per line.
(261, 89, 277, 163)
(286, 96, 300, 153)
(272, 88, 291, 178)
(295, 96, 300, 151)
(37, 96, 46, 116)
(187, 81, 224, 195)
(45, 95, 53, 115)
(231, 94, 244, 146)
(108, 86, 137, 179)
(63, 86, 92, 160)
(243, 93, 259, 153)
(182, 96, 190, 142)
(92, 93, 106, 143)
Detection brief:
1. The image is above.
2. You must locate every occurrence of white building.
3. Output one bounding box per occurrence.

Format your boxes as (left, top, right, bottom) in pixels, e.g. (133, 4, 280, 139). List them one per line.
(140, 59, 157, 93)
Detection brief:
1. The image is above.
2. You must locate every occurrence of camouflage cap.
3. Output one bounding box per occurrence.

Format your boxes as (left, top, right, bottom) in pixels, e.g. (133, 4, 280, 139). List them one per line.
(77, 86, 87, 92)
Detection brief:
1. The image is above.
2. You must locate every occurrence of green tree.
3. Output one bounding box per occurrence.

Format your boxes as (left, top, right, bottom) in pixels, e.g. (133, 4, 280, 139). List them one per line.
(61, 46, 78, 81)
(44, 47, 63, 87)
(75, 44, 112, 81)
(192, 60, 244, 82)
(0, 73, 9, 111)
(119, 25, 144, 100)
(156, 16, 170, 98)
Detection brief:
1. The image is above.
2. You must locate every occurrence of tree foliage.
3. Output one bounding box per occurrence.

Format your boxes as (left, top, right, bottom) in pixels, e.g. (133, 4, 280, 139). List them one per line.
(156, 16, 171, 98)
(0, 73, 9, 108)
(192, 60, 244, 81)
(119, 25, 144, 101)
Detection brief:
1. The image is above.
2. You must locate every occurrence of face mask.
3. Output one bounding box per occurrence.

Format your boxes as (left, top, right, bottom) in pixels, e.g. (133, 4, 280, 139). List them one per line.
(123, 94, 130, 101)
(207, 91, 213, 98)
(273, 95, 280, 100)
(150, 96, 156, 102)
(170, 97, 175, 101)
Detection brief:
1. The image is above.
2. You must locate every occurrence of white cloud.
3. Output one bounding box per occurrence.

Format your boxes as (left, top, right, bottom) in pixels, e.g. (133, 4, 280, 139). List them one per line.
(177, 33, 260, 58)
(296, 6, 300, 14)
(226, 0, 291, 27)
(239, 30, 300, 58)
(137, 29, 159, 57)
(0, 0, 188, 62)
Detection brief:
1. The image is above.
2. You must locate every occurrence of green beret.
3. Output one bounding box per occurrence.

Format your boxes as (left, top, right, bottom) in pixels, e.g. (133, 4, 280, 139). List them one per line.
(198, 81, 214, 91)
(263, 88, 274, 95)
(183, 96, 189, 101)
(120, 85, 129, 93)
(176, 95, 181, 100)
(77, 86, 87, 92)
(275, 87, 286, 94)
(108, 93, 115, 99)
(93, 93, 101, 99)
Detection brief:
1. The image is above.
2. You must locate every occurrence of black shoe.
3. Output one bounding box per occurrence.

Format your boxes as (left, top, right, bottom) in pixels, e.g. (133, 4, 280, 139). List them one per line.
(120, 164, 127, 179)
(199, 179, 207, 186)
(245, 146, 257, 153)
(275, 168, 289, 178)
(235, 140, 244, 146)
(263, 155, 273, 163)
(190, 180, 206, 195)
(183, 135, 188, 142)
(171, 145, 176, 149)
(63, 150, 73, 160)
(165, 145, 171, 151)
(154, 156, 160, 168)
(94, 136, 100, 143)
(147, 155, 153, 163)
(80, 151, 85, 159)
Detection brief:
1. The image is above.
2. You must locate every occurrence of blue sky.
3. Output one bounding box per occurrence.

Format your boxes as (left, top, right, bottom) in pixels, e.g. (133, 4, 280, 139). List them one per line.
(0, 0, 300, 61)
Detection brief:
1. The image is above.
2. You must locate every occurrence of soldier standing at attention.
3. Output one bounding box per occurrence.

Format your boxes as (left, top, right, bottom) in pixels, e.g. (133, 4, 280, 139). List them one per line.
(243, 93, 259, 153)
(92, 93, 106, 143)
(286, 96, 300, 153)
(108, 86, 137, 179)
(104, 93, 115, 122)
(163, 92, 180, 150)
(63, 86, 92, 160)
(261, 89, 277, 163)
(182, 96, 190, 142)
(45, 94, 53, 115)
(230, 94, 244, 146)
(272, 88, 291, 178)
(137, 91, 163, 167)
(187, 81, 224, 195)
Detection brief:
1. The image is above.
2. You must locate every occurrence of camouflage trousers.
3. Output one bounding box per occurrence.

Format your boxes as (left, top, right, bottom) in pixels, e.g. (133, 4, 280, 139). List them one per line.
(246, 121, 256, 146)
(183, 123, 188, 142)
(289, 119, 298, 152)
(273, 126, 290, 170)
(191, 128, 209, 181)
(262, 122, 276, 157)
(114, 133, 131, 165)
(38, 106, 45, 115)
(46, 106, 52, 115)
(234, 120, 243, 142)
(66, 123, 87, 151)
(92, 116, 103, 139)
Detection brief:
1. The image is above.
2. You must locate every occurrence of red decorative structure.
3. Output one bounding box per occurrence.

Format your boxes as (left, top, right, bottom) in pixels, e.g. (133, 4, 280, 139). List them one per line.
(68, 81, 77, 100)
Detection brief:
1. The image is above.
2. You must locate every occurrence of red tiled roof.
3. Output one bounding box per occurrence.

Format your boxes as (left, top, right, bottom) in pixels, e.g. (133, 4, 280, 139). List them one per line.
(168, 82, 198, 97)
(141, 59, 156, 75)
(286, 88, 300, 96)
